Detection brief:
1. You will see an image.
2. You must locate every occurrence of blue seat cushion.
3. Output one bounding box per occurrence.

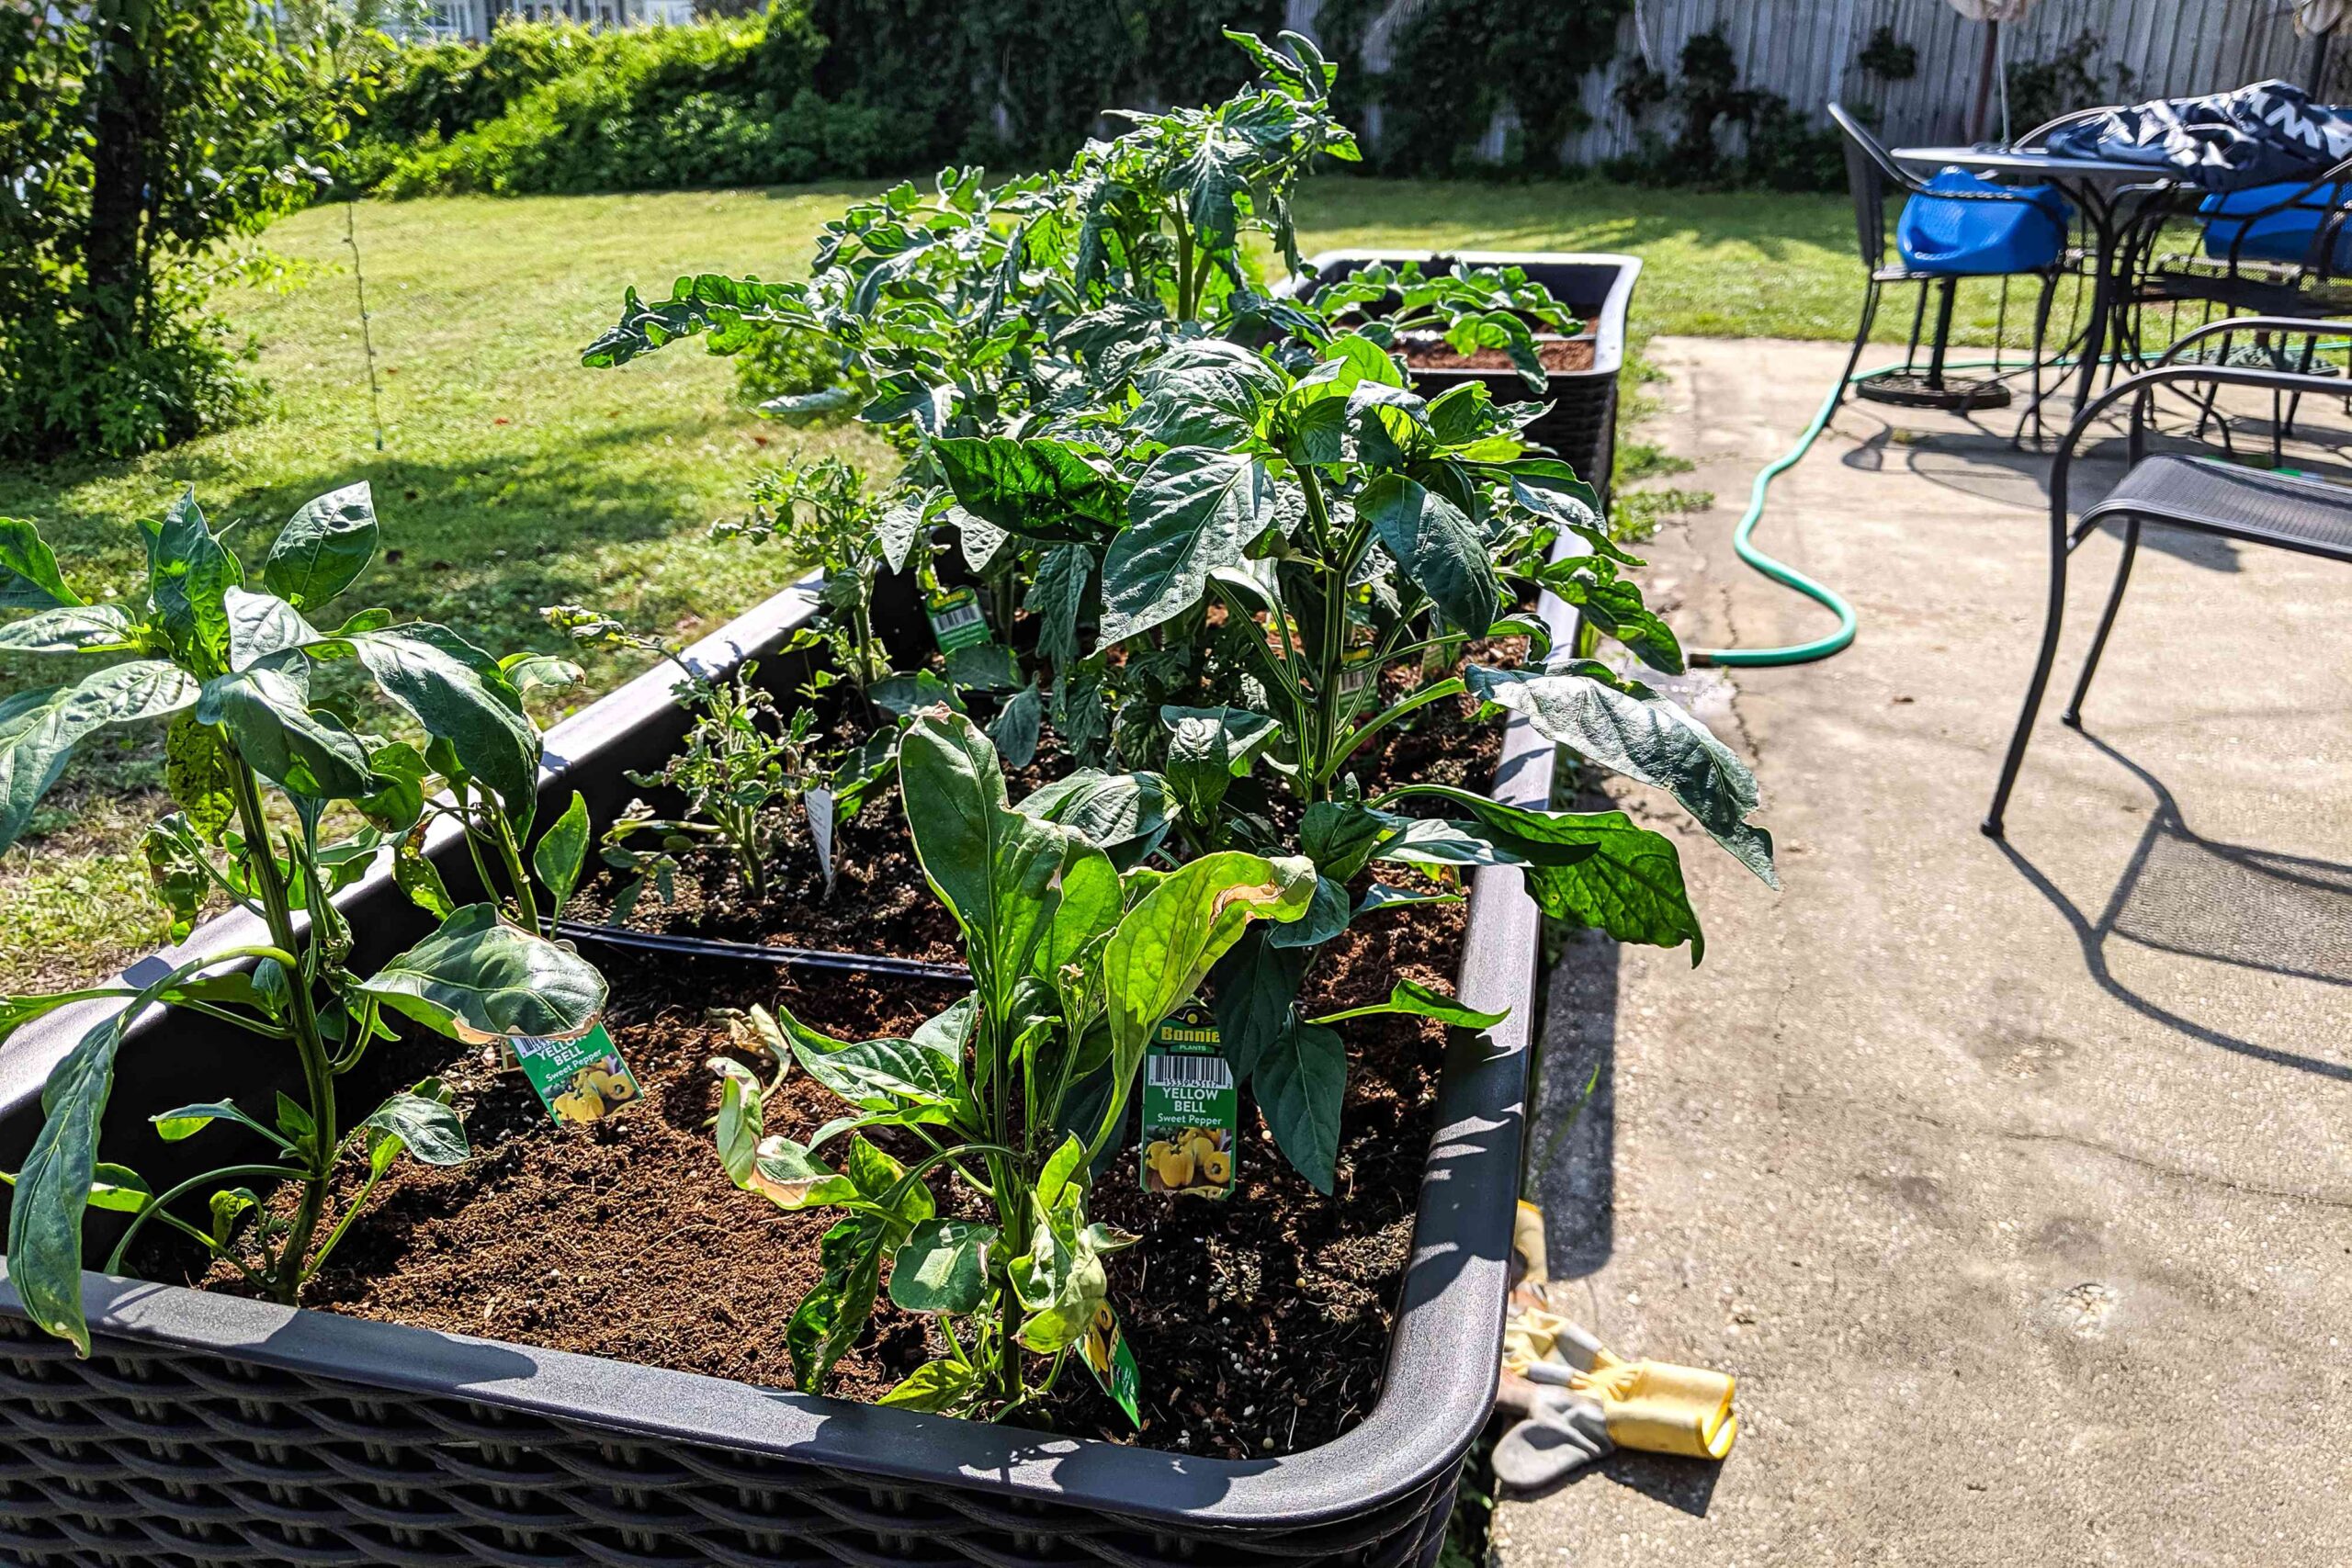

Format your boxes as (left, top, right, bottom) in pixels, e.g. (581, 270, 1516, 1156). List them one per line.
(2199, 181, 2352, 271)
(1895, 169, 2072, 276)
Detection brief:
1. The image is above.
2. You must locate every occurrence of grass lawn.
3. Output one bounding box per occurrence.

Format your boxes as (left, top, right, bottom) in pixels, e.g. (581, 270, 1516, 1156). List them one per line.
(0, 175, 2041, 990)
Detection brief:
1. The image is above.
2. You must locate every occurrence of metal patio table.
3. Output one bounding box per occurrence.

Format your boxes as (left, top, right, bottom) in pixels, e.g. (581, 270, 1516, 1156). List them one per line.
(1892, 144, 2181, 423)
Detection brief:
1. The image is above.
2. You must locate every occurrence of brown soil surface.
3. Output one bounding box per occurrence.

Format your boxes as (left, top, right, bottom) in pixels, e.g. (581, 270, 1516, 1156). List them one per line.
(1407, 335, 1595, 374)
(146, 680, 1517, 1460)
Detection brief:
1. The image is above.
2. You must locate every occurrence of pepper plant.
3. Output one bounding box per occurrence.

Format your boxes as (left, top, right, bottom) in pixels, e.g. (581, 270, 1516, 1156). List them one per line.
(712, 708, 1323, 1416)
(0, 486, 606, 1353)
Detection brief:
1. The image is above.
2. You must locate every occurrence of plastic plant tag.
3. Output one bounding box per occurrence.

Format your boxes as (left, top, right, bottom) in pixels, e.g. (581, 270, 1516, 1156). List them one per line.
(513, 1022, 643, 1124)
(925, 586, 993, 653)
(1080, 1299, 1143, 1427)
(1138, 1003, 1238, 1199)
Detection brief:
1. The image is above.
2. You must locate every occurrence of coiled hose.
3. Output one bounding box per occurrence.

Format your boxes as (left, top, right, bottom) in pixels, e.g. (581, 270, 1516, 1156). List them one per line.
(1688, 354, 2061, 669)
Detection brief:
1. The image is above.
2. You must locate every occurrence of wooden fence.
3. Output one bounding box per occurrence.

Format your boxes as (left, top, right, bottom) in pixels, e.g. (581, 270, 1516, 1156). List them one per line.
(1286, 0, 2335, 164)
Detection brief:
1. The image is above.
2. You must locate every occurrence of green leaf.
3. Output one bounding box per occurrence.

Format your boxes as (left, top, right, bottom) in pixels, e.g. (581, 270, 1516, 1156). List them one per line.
(739, 1132, 860, 1211)
(1102, 850, 1316, 1118)
(1255, 1019, 1344, 1192)
(1266, 874, 1353, 950)
(1159, 705, 1280, 772)
(1426, 381, 1511, 447)
(1018, 769, 1171, 857)
(788, 1213, 891, 1394)
(1312, 977, 1507, 1030)
(141, 817, 211, 942)
(1355, 473, 1498, 636)
(945, 642, 1019, 693)
(888, 1217, 997, 1314)
(7, 1004, 137, 1350)
(1207, 929, 1307, 1081)
(1464, 663, 1775, 886)
(0, 660, 202, 853)
(1385, 785, 1706, 957)
(1025, 545, 1092, 668)
(0, 517, 79, 609)
(987, 681, 1044, 772)
(771, 1000, 968, 1117)
(346, 626, 539, 823)
(933, 436, 1126, 539)
(900, 711, 1088, 995)
(1163, 714, 1235, 821)
(150, 1099, 287, 1146)
(258, 482, 378, 611)
(1009, 1203, 1105, 1353)
(713, 1068, 766, 1190)
(164, 713, 236, 839)
(876, 1357, 979, 1412)
(209, 1188, 257, 1247)
(532, 792, 592, 912)
(360, 1089, 469, 1170)
(0, 604, 134, 653)
(356, 738, 428, 835)
(1035, 1134, 1087, 1213)
(394, 827, 457, 919)
(359, 905, 607, 1043)
(1101, 449, 1283, 644)
(1543, 562, 1684, 673)
(196, 664, 372, 801)
(1127, 338, 1286, 448)
(85, 1164, 152, 1215)
(148, 491, 243, 670)
(223, 588, 323, 671)
(499, 651, 582, 703)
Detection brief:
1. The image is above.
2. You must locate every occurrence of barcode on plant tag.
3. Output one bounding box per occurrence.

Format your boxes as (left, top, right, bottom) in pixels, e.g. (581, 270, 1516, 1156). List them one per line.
(1147, 1053, 1234, 1089)
(932, 600, 983, 634)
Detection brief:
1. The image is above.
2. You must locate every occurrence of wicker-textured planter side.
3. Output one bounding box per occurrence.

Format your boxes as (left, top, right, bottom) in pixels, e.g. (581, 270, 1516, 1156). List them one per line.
(0, 254, 1641, 1568)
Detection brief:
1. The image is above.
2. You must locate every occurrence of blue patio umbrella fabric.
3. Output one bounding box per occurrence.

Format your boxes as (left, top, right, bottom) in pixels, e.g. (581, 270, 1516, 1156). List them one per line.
(2048, 80, 2352, 191)
(1895, 169, 2072, 275)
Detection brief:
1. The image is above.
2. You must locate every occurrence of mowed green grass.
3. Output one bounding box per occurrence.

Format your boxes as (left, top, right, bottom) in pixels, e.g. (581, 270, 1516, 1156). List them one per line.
(0, 175, 2030, 990)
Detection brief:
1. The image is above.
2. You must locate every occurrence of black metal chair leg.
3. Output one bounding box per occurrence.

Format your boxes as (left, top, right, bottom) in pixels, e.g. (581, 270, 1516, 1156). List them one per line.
(2062, 517, 2141, 728)
(1833, 281, 1882, 415)
(2022, 270, 2059, 446)
(1984, 494, 2075, 839)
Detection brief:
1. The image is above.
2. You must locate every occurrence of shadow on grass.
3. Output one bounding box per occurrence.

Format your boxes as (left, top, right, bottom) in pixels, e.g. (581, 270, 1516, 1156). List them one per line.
(0, 414, 748, 664)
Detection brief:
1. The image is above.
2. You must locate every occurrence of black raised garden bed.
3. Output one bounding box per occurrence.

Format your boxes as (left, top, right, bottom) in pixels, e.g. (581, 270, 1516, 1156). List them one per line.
(1300, 250, 1642, 506)
(0, 255, 1644, 1568)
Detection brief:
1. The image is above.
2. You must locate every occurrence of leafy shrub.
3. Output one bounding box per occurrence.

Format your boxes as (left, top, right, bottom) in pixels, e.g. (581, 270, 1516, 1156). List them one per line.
(371, 17, 903, 197)
(0, 3, 336, 459)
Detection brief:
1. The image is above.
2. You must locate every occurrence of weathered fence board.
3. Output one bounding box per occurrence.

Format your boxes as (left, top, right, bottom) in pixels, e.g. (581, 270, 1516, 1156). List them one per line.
(1287, 0, 2329, 164)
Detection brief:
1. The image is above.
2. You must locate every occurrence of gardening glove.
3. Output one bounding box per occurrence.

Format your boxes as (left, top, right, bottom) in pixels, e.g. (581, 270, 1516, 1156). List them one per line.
(1493, 1386, 1614, 1490)
(1501, 1279, 1739, 1462)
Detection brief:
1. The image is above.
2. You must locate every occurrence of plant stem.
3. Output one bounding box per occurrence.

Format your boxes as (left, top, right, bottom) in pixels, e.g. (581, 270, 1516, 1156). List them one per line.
(225, 760, 337, 1304)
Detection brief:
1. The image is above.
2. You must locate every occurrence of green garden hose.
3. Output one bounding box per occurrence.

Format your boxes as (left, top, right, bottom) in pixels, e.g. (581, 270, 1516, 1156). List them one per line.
(1688, 355, 2055, 669)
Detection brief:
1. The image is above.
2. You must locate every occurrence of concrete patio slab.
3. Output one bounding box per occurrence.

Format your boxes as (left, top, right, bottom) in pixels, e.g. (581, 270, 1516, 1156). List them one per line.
(1497, 337, 2352, 1568)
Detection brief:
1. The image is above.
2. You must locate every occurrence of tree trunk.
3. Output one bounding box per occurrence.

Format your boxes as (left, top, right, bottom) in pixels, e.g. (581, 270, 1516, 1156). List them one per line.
(83, 1, 156, 349)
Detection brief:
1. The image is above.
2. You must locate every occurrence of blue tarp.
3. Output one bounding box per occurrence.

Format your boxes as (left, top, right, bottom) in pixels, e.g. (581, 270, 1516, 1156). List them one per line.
(1896, 169, 2071, 276)
(2047, 81, 2352, 193)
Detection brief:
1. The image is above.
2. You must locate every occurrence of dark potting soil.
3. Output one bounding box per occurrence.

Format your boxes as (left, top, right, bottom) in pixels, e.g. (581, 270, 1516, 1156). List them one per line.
(1406, 336, 1596, 374)
(571, 644, 1525, 968)
(152, 697, 1510, 1461)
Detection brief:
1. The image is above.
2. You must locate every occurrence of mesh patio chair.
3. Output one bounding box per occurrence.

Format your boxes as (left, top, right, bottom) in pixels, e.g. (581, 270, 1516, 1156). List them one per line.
(1827, 102, 2072, 425)
(1984, 315, 2352, 837)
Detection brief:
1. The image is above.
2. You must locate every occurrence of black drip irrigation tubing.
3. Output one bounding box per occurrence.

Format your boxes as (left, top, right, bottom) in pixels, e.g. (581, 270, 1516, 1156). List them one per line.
(550, 919, 971, 984)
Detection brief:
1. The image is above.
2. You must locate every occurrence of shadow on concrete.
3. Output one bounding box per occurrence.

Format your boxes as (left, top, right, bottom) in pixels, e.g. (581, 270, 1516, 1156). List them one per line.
(1506, 1449, 1723, 1517)
(1996, 730, 2352, 1084)
(1528, 925, 1622, 1280)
